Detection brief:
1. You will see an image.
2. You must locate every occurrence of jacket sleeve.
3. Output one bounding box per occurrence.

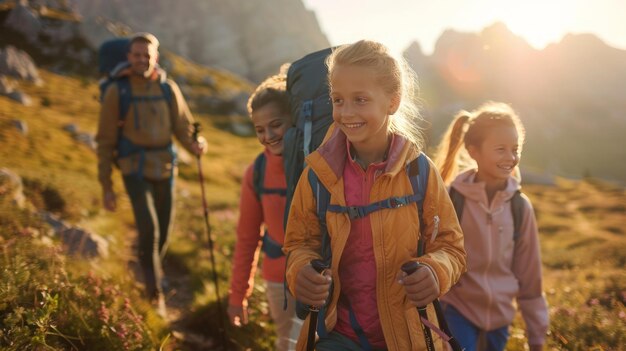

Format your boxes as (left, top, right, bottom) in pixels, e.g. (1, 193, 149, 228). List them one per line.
(228, 163, 264, 307)
(283, 167, 323, 297)
(168, 80, 196, 152)
(96, 84, 120, 193)
(513, 195, 549, 346)
(417, 160, 467, 295)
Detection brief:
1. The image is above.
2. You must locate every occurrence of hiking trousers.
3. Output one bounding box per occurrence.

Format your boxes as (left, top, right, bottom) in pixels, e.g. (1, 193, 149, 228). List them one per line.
(266, 281, 303, 351)
(123, 175, 174, 299)
(442, 303, 509, 351)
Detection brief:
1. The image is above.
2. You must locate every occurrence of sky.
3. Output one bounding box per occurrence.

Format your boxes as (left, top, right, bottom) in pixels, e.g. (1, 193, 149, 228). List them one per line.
(302, 0, 626, 56)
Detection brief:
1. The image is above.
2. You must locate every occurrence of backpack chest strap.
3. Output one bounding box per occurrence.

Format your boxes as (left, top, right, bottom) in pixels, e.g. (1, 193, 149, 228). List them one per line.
(327, 193, 421, 220)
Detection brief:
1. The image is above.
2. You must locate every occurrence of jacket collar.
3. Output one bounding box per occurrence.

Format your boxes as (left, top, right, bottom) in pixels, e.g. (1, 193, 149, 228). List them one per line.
(306, 123, 417, 190)
(450, 169, 522, 203)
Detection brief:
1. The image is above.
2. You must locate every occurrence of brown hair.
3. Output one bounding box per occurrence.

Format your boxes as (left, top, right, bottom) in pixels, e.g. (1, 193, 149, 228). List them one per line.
(326, 40, 424, 150)
(434, 101, 526, 184)
(128, 32, 159, 50)
(247, 64, 290, 117)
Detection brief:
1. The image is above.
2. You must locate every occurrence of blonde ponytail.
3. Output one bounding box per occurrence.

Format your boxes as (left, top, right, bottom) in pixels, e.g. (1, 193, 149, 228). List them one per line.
(434, 101, 526, 185)
(434, 112, 471, 184)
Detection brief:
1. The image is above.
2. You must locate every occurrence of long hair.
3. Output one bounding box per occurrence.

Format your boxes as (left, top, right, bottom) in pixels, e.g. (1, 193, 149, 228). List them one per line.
(434, 101, 526, 184)
(326, 40, 424, 151)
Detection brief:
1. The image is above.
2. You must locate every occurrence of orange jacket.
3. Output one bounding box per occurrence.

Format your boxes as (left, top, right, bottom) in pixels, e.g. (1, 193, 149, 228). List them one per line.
(284, 125, 466, 350)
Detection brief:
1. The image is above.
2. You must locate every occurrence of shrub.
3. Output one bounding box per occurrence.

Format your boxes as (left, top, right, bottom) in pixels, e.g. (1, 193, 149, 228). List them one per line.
(0, 208, 156, 350)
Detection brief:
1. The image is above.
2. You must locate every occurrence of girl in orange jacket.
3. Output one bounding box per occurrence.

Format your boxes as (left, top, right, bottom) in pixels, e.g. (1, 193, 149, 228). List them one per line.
(227, 69, 303, 350)
(434, 102, 549, 351)
(283, 40, 466, 351)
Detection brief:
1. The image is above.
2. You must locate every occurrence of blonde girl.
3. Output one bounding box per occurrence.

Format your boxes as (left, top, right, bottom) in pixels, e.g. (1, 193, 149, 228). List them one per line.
(283, 40, 466, 351)
(435, 102, 549, 351)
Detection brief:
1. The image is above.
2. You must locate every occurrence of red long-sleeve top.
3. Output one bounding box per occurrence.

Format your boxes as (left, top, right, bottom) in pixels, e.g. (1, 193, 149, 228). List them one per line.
(228, 149, 287, 307)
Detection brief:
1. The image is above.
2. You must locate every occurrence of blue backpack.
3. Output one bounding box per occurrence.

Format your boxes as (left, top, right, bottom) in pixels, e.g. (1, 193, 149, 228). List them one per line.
(97, 37, 176, 178)
(252, 152, 287, 258)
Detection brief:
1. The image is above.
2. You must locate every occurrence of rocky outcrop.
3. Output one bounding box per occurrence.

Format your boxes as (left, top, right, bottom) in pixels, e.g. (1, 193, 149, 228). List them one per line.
(1, 1, 95, 72)
(0, 46, 42, 83)
(73, 0, 330, 81)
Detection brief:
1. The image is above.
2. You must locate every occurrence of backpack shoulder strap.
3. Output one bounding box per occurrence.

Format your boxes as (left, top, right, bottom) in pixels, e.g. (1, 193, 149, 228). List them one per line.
(301, 168, 332, 334)
(159, 80, 174, 109)
(407, 153, 430, 256)
(511, 190, 525, 241)
(252, 153, 266, 200)
(116, 77, 132, 125)
(448, 186, 465, 225)
(307, 168, 332, 265)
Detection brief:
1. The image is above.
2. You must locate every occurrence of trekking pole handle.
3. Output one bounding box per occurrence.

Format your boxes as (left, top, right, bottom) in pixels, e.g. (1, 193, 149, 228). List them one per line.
(308, 259, 328, 312)
(401, 260, 421, 275)
(192, 122, 201, 142)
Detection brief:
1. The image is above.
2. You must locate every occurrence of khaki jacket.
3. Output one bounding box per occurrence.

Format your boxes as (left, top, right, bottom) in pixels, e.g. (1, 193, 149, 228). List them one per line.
(283, 125, 466, 350)
(96, 73, 196, 192)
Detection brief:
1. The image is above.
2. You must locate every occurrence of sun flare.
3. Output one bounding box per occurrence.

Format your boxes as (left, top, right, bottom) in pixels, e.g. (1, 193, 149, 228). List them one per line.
(495, 1, 580, 49)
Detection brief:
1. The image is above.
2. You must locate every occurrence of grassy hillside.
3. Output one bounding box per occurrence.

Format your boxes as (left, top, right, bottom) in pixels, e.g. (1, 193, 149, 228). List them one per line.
(1, 64, 625, 350)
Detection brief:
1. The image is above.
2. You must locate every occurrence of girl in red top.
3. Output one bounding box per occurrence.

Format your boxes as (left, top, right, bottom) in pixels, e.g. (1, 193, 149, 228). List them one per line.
(227, 69, 303, 350)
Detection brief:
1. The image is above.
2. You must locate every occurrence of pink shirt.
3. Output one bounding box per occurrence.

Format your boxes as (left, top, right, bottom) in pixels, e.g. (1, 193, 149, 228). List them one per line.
(334, 138, 395, 349)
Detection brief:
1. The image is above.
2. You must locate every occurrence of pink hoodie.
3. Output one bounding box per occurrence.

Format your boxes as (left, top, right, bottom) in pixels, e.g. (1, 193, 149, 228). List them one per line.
(441, 170, 549, 345)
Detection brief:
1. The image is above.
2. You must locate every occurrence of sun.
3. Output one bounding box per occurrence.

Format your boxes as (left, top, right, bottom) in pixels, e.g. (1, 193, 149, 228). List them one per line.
(493, 1, 579, 49)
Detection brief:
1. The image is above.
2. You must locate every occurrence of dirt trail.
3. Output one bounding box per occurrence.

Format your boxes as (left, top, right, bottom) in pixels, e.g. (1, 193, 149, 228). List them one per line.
(125, 234, 219, 350)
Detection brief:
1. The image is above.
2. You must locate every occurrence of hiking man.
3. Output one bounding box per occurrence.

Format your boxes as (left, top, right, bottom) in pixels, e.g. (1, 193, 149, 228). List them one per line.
(96, 32, 206, 315)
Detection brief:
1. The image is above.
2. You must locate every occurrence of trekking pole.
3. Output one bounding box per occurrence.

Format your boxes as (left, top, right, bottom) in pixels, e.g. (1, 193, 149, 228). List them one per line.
(192, 122, 228, 349)
(401, 261, 463, 351)
(401, 261, 436, 351)
(306, 259, 328, 351)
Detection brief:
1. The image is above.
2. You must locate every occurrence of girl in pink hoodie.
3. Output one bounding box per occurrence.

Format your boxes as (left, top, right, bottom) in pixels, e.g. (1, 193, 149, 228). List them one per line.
(434, 102, 549, 351)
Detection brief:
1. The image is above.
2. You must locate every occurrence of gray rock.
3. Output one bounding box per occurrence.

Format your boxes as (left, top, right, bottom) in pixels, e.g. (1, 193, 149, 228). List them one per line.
(75, 132, 96, 150)
(7, 91, 33, 106)
(41, 212, 110, 259)
(0, 168, 26, 209)
(0, 46, 42, 84)
(63, 123, 78, 134)
(11, 119, 28, 135)
(4, 2, 42, 42)
(0, 75, 15, 94)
